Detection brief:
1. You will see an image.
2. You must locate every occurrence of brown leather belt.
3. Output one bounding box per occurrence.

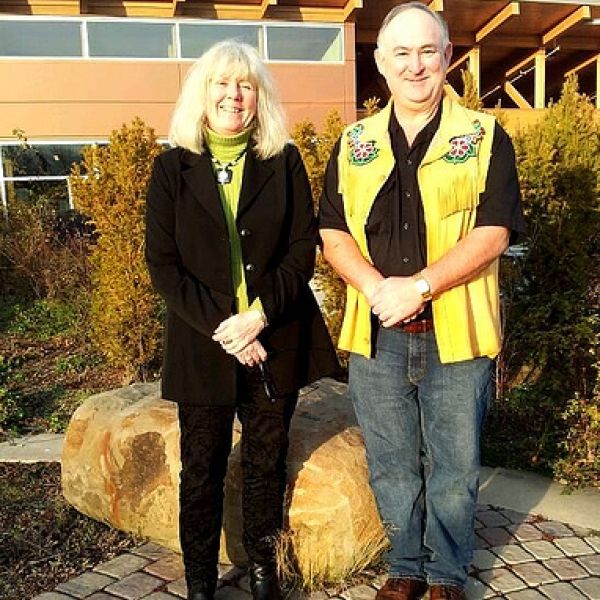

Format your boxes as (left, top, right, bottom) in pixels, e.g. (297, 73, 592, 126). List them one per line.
(392, 318, 434, 334)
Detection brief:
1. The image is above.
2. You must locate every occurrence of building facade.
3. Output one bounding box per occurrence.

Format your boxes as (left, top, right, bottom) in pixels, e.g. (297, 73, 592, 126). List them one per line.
(0, 0, 599, 209)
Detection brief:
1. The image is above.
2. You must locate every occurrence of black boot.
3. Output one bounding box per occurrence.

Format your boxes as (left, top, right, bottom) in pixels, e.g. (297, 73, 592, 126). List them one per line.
(188, 582, 216, 600)
(189, 593, 214, 600)
(249, 563, 282, 600)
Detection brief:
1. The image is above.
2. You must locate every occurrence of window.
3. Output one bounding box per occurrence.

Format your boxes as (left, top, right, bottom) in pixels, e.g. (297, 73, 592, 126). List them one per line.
(0, 143, 95, 211)
(2, 144, 87, 177)
(0, 16, 343, 63)
(87, 21, 176, 58)
(266, 25, 342, 62)
(6, 180, 71, 213)
(180, 23, 262, 59)
(0, 20, 81, 57)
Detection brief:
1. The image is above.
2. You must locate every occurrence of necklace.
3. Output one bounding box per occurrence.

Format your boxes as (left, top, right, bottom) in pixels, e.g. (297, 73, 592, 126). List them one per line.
(210, 147, 247, 185)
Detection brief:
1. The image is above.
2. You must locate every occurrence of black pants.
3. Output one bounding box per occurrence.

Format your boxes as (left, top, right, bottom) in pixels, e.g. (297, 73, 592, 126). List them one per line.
(177, 366, 298, 592)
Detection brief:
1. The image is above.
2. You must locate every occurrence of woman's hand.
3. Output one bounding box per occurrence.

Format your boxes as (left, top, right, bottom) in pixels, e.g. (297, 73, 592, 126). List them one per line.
(232, 339, 268, 367)
(212, 310, 266, 355)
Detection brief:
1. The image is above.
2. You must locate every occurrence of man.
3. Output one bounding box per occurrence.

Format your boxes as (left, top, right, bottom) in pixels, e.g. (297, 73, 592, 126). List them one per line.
(319, 3, 523, 600)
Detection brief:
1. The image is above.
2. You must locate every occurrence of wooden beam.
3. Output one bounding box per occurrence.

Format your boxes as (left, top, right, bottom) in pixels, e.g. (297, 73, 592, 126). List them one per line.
(566, 52, 600, 76)
(266, 6, 350, 22)
(597, 58, 600, 109)
(18, 0, 81, 14)
(448, 49, 471, 74)
(504, 81, 532, 109)
(534, 49, 545, 108)
(343, 0, 363, 21)
(476, 2, 520, 43)
(260, 0, 277, 18)
(542, 5, 591, 45)
(470, 45, 480, 95)
(505, 50, 539, 79)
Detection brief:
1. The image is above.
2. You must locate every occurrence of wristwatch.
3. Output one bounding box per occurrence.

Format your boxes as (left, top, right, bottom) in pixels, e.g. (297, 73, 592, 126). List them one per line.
(412, 272, 433, 302)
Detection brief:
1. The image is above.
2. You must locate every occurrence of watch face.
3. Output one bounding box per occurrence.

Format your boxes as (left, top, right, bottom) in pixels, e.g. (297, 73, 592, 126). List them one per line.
(416, 278, 430, 294)
(413, 275, 432, 300)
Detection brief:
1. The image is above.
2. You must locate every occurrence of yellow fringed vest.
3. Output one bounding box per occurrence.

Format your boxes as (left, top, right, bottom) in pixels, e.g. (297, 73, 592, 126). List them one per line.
(337, 96, 501, 363)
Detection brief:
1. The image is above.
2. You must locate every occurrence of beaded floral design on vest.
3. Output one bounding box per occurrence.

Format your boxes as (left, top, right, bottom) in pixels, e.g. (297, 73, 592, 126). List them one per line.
(347, 124, 380, 166)
(443, 120, 485, 164)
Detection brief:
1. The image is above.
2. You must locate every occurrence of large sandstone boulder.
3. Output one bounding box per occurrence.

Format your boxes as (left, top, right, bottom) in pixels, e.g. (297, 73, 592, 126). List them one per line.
(61, 379, 386, 581)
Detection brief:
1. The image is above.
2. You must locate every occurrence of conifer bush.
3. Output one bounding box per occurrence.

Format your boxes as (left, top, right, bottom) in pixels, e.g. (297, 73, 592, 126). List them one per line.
(292, 110, 347, 357)
(70, 119, 164, 383)
(491, 76, 600, 486)
(292, 104, 380, 366)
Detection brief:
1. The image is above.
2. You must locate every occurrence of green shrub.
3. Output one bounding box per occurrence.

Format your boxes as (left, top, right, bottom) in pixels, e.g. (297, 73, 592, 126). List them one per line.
(70, 118, 164, 382)
(292, 110, 347, 357)
(292, 103, 380, 366)
(7, 299, 82, 340)
(491, 75, 600, 484)
(0, 196, 91, 302)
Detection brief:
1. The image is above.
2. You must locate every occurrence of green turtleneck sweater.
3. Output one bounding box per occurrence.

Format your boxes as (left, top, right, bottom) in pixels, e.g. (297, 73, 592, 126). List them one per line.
(206, 128, 264, 318)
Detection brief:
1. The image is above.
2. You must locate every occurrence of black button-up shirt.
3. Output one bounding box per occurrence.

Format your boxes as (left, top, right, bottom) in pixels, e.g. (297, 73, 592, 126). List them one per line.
(319, 105, 524, 279)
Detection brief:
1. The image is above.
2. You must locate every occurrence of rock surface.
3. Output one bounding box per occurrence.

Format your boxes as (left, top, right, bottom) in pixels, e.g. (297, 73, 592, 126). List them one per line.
(61, 378, 386, 581)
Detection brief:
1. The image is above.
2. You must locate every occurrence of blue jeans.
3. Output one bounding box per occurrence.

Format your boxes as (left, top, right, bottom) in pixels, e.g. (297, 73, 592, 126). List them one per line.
(349, 326, 493, 588)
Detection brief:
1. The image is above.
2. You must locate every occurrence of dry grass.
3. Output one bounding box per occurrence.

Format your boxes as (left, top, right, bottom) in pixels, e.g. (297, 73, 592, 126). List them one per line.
(0, 462, 141, 600)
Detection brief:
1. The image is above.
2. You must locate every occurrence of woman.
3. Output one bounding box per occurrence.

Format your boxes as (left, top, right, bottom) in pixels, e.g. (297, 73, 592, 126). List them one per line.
(145, 40, 339, 600)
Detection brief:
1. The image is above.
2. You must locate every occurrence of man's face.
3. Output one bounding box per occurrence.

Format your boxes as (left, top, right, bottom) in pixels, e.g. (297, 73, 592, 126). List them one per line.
(375, 8, 452, 115)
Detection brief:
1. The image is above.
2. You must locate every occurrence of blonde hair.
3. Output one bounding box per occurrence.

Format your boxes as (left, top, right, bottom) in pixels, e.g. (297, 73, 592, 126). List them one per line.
(169, 40, 289, 159)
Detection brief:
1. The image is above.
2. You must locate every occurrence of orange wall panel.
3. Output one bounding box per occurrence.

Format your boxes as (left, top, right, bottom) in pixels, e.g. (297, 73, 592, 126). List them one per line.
(0, 61, 355, 140)
(0, 103, 176, 140)
(0, 23, 357, 141)
(0, 60, 181, 103)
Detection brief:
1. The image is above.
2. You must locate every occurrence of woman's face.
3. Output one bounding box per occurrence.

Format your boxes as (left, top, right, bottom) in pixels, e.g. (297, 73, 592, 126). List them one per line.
(206, 73, 257, 136)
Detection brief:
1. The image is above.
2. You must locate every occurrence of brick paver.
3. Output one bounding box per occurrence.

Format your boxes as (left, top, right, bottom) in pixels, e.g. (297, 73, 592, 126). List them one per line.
(104, 571, 165, 600)
(573, 576, 600, 599)
(94, 553, 151, 579)
(556, 537, 598, 557)
(26, 506, 600, 600)
(507, 523, 546, 542)
(578, 555, 600, 576)
(478, 566, 527, 594)
(55, 571, 117, 598)
(492, 544, 535, 564)
(511, 562, 558, 586)
(521, 540, 565, 560)
(476, 509, 512, 528)
(505, 589, 547, 599)
(537, 521, 575, 538)
(144, 554, 186, 581)
(476, 526, 517, 547)
(545, 556, 590, 580)
(539, 581, 589, 600)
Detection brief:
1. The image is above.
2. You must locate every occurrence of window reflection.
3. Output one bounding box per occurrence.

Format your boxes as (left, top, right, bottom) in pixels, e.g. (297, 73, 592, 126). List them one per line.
(266, 26, 342, 61)
(5, 180, 71, 213)
(2, 145, 87, 177)
(0, 17, 342, 62)
(180, 23, 262, 58)
(87, 22, 176, 58)
(0, 20, 81, 57)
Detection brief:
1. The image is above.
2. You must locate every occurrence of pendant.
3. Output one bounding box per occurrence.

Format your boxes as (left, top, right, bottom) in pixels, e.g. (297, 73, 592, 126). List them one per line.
(216, 167, 232, 185)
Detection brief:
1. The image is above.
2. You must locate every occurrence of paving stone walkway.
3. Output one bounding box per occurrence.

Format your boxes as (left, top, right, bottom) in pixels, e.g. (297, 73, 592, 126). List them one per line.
(4, 378, 598, 600)
(31, 501, 600, 600)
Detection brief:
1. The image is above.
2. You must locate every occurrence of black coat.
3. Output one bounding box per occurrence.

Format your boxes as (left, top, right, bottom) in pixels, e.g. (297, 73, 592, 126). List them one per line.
(145, 142, 340, 406)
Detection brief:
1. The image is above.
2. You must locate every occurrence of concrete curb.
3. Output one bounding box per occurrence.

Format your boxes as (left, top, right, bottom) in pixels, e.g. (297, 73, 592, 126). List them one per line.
(479, 466, 600, 531)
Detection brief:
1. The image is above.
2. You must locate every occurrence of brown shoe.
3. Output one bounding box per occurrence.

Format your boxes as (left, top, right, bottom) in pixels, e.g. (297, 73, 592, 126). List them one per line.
(375, 578, 428, 600)
(428, 585, 466, 600)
